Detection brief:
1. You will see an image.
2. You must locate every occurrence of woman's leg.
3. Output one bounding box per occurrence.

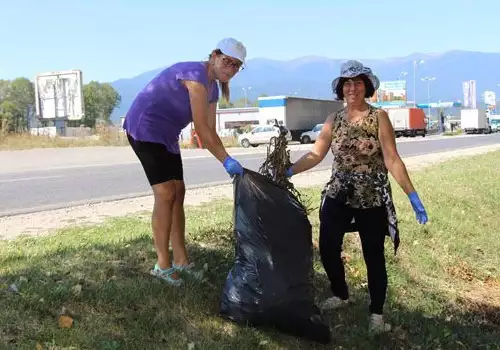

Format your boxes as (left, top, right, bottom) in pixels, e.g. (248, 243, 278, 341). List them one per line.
(170, 180, 188, 266)
(151, 181, 178, 273)
(170, 179, 203, 279)
(354, 206, 391, 333)
(354, 206, 388, 315)
(318, 195, 353, 309)
(159, 154, 203, 278)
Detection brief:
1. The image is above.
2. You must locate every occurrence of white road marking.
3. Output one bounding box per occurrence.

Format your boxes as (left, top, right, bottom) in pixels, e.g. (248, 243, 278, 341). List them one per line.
(0, 134, 495, 175)
(0, 175, 64, 184)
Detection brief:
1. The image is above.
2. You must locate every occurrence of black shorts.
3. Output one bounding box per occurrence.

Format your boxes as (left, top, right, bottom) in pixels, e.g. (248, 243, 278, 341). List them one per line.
(127, 133, 183, 186)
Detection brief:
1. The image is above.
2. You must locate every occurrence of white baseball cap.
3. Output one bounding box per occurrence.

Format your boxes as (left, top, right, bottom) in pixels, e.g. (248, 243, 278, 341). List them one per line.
(216, 38, 247, 64)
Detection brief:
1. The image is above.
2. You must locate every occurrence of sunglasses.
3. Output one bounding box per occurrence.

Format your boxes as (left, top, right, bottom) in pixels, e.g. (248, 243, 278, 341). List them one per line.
(222, 56, 244, 71)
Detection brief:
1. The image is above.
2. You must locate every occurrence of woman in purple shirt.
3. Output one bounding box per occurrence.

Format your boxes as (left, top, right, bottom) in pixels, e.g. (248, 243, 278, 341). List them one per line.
(123, 38, 246, 286)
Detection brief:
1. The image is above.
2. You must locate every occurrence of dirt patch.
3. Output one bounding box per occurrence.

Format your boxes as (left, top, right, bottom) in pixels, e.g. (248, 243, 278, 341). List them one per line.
(445, 257, 500, 327)
(465, 277, 500, 307)
(455, 278, 500, 327)
(446, 259, 477, 282)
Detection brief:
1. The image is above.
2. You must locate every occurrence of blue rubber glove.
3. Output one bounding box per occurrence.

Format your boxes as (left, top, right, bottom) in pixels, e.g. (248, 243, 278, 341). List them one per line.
(223, 156, 244, 177)
(408, 192, 428, 224)
(285, 167, 294, 178)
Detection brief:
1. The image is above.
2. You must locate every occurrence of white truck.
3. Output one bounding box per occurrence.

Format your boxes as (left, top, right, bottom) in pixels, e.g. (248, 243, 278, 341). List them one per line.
(490, 115, 500, 132)
(257, 96, 344, 142)
(460, 108, 491, 134)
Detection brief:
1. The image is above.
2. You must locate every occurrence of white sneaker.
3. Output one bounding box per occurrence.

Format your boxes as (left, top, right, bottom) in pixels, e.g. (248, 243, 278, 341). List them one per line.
(172, 262, 204, 280)
(319, 296, 350, 311)
(369, 313, 391, 334)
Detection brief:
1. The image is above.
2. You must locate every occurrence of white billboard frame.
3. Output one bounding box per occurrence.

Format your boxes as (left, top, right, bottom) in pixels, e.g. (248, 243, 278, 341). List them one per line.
(34, 69, 84, 121)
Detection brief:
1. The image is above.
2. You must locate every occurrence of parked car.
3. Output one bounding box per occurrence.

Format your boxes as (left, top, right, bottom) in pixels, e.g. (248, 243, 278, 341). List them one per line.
(300, 123, 323, 144)
(238, 125, 292, 148)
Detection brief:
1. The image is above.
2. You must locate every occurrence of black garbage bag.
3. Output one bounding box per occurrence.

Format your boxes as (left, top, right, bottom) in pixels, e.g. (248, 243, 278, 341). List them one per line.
(219, 169, 332, 344)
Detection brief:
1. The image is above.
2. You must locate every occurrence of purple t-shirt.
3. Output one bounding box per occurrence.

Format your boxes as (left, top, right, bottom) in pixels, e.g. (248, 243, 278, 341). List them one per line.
(123, 61, 219, 154)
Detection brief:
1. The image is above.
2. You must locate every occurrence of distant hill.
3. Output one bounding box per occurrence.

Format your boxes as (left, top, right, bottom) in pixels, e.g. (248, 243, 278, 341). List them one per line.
(109, 50, 500, 122)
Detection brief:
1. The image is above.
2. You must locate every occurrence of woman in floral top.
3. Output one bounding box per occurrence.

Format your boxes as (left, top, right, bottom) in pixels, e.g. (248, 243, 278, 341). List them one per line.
(286, 60, 428, 334)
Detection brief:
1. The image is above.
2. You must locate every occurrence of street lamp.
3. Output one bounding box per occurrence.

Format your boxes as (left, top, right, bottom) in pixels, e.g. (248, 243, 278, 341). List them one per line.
(242, 87, 252, 107)
(421, 76, 436, 116)
(413, 60, 424, 107)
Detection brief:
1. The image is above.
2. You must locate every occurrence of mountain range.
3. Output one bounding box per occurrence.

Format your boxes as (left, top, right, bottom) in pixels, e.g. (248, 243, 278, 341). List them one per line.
(109, 50, 500, 122)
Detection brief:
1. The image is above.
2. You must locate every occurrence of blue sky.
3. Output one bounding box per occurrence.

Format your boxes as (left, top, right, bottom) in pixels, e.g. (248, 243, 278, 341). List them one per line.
(2, 0, 499, 83)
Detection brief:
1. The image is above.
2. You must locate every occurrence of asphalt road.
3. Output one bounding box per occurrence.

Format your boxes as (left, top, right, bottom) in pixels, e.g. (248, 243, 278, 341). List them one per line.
(1, 133, 500, 217)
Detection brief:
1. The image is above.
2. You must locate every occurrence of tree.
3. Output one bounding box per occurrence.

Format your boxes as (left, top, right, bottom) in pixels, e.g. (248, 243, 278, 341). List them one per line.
(232, 98, 249, 108)
(82, 81, 121, 127)
(0, 80, 10, 101)
(0, 78, 35, 132)
(9, 78, 35, 131)
(0, 100, 18, 133)
(217, 98, 234, 109)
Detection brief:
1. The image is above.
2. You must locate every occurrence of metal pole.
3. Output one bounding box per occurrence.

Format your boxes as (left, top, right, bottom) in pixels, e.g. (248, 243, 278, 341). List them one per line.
(428, 80, 431, 116)
(413, 62, 416, 107)
(413, 60, 424, 107)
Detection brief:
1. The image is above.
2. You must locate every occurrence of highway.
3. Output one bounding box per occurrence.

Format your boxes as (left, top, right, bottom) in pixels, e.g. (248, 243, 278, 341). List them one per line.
(1, 133, 499, 217)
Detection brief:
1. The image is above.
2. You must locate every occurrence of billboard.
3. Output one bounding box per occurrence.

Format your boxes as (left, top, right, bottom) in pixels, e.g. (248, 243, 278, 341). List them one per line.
(34, 69, 84, 120)
(484, 90, 496, 107)
(484, 90, 497, 114)
(370, 80, 407, 107)
(462, 80, 477, 109)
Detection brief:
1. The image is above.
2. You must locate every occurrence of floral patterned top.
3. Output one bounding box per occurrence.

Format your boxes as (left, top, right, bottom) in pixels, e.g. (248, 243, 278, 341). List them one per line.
(321, 104, 400, 254)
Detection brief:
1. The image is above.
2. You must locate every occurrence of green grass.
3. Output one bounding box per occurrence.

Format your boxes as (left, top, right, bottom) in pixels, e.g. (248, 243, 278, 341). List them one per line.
(1, 152, 500, 349)
(443, 129, 464, 136)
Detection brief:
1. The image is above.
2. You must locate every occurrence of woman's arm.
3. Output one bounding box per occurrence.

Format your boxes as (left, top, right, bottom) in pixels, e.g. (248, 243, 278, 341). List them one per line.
(183, 80, 228, 163)
(379, 109, 428, 224)
(377, 109, 415, 194)
(289, 113, 335, 175)
(207, 101, 217, 131)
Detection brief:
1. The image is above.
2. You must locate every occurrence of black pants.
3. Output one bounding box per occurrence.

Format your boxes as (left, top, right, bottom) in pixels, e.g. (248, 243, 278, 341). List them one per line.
(319, 195, 388, 315)
(127, 133, 183, 186)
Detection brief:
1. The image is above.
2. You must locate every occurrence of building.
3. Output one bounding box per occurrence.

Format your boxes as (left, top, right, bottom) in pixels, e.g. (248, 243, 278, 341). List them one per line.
(180, 106, 261, 141)
(179, 95, 343, 142)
